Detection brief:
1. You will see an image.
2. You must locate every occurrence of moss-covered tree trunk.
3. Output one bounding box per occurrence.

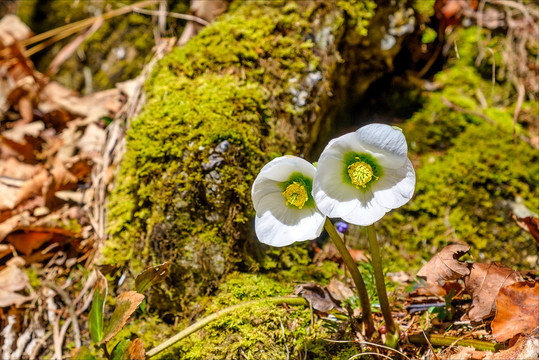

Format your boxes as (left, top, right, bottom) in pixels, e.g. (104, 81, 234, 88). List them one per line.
(105, 0, 417, 312)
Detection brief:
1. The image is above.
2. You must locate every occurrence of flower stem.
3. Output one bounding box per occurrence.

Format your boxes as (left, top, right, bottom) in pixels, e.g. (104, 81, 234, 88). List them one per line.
(367, 224, 399, 347)
(324, 218, 375, 337)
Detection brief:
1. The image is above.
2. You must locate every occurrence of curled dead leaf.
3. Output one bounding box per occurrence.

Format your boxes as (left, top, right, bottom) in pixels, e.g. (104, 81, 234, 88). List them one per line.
(464, 262, 523, 321)
(0, 256, 32, 307)
(100, 291, 145, 344)
(294, 284, 342, 313)
(491, 281, 539, 342)
(491, 331, 539, 359)
(417, 243, 471, 286)
(512, 215, 539, 246)
(327, 278, 354, 302)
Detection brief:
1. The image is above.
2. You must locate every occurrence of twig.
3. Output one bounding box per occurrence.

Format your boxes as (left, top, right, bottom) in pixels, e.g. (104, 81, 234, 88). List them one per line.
(146, 297, 309, 358)
(22, 0, 159, 52)
(28, 331, 51, 360)
(44, 288, 62, 360)
(422, 329, 440, 360)
(46, 283, 82, 348)
(132, 7, 210, 26)
(407, 333, 505, 352)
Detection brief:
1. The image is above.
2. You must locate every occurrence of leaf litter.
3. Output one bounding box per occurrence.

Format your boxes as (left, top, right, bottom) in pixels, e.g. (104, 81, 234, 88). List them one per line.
(0, 9, 174, 359)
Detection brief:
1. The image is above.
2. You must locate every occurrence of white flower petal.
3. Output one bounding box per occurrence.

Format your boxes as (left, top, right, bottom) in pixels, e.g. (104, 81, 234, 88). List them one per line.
(255, 207, 325, 247)
(340, 191, 389, 226)
(256, 155, 315, 182)
(371, 159, 416, 209)
(251, 177, 282, 212)
(313, 176, 361, 219)
(356, 124, 408, 169)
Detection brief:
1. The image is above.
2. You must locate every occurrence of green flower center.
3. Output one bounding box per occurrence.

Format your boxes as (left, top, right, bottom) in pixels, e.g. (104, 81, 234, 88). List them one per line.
(348, 160, 377, 188)
(283, 182, 308, 209)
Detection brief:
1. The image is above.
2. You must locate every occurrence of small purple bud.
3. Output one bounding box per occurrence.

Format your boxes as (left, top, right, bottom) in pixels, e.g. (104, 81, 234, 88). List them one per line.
(335, 221, 348, 234)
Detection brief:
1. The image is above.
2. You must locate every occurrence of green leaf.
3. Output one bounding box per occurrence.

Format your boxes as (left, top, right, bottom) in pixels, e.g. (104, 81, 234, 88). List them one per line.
(100, 291, 145, 344)
(135, 262, 170, 293)
(111, 339, 131, 360)
(88, 270, 108, 343)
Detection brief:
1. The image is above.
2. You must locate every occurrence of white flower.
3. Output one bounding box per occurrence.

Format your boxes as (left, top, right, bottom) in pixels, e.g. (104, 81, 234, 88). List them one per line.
(313, 123, 415, 226)
(252, 156, 325, 247)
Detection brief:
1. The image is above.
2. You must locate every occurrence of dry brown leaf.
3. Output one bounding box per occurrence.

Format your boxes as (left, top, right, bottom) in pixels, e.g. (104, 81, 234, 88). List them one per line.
(464, 262, 524, 321)
(127, 338, 145, 360)
(0, 244, 14, 261)
(43, 83, 120, 122)
(294, 284, 342, 312)
(178, 0, 228, 46)
(0, 121, 44, 160)
(77, 123, 106, 159)
(327, 278, 354, 302)
(417, 243, 471, 286)
(100, 291, 145, 344)
(0, 211, 32, 242)
(7, 231, 53, 255)
(0, 157, 39, 179)
(0, 256, 32, 307)
(492, 332, 539, 359)
(0, 183, 20, 210)
(491, 281, 539, 342)
(447, 347, 492, 360)
(513, 216, 539, 246)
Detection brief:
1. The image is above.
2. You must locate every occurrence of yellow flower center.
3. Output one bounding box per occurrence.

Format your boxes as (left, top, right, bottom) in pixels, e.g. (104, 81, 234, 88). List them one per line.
(348, 160, 377, 188)
(283, 182, 308, 209)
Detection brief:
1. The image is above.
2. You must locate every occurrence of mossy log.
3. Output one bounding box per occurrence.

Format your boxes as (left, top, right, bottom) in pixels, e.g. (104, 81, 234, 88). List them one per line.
(104, 0, 416, 312)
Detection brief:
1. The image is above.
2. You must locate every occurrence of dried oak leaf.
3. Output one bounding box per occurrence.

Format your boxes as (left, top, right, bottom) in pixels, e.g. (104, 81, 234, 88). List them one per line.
(295, 284, 342, 312)
(327, 278, 354, 302)
(0, 257, 32, 307)
(491, 280, 539, 342)
(464, 262, 524, 321)
(417, 243, 471, 286)
(491, 331, 539, 359)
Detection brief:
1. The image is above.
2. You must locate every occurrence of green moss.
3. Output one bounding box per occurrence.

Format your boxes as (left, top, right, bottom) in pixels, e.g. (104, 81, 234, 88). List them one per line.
(153, 269, 365, 360)
(377, 29, 539, 270)
(337, 0, 377, 38)
(413, 0, 436, 18)
(26, 267, 41, 289)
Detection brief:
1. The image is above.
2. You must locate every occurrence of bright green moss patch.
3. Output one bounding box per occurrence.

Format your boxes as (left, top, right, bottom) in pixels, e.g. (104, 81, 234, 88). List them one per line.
(154, 269, 363, 360)
(394, 123, 538, 267)
(377, 27, 538, 270)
